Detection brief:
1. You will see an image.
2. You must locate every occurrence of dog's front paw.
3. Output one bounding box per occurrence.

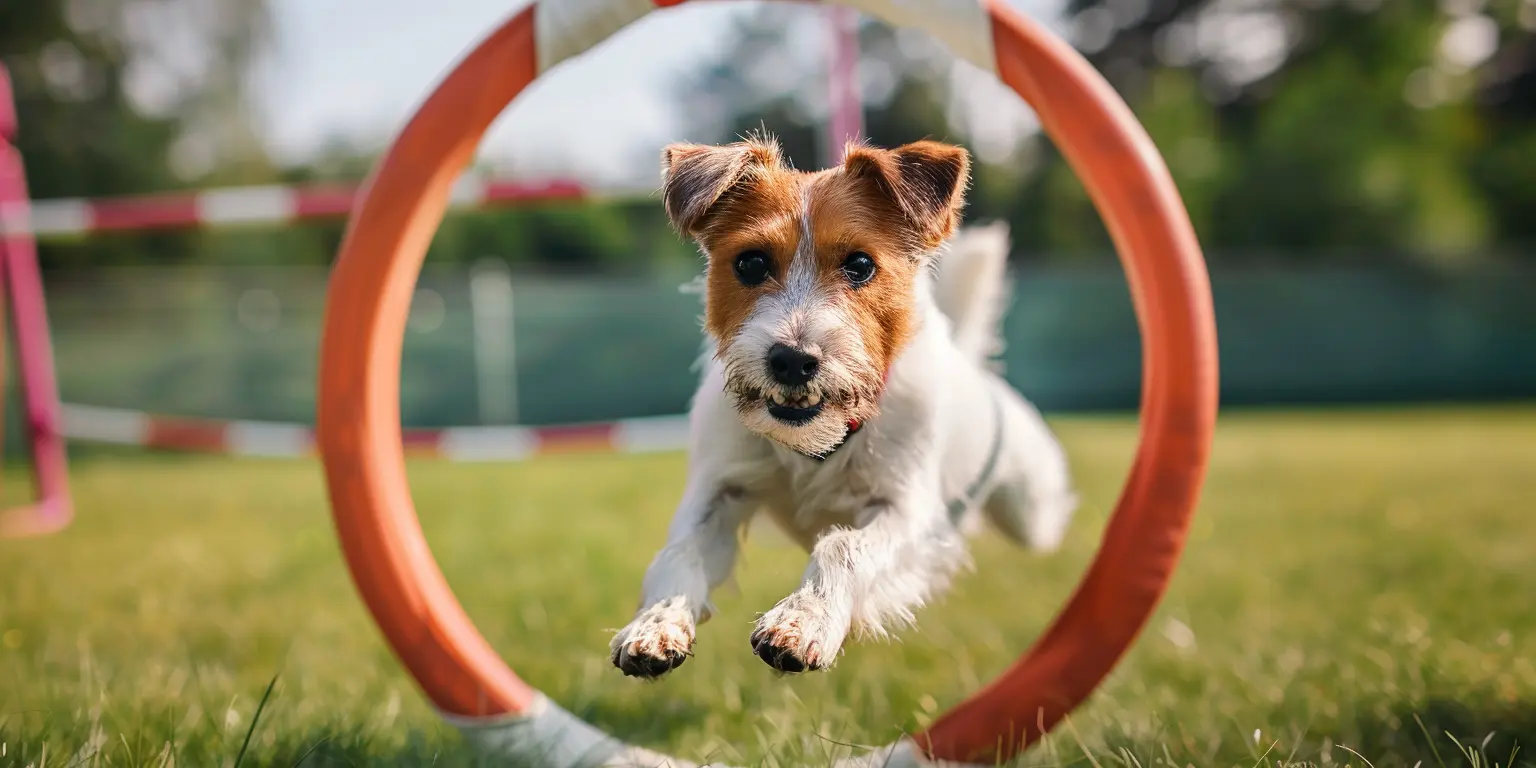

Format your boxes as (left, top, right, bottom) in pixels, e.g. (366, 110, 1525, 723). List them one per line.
(610, 598, 695, 679)
(750, 593, 847, 674)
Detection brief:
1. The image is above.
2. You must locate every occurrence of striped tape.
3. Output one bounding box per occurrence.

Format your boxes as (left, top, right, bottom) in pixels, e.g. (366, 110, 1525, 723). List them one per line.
(59, 403, 690, 462)
(0, 177, 654, 238)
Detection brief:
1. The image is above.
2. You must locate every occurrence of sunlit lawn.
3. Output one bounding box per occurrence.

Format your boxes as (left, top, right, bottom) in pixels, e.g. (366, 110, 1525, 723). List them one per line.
(2, 406, 1533, 766)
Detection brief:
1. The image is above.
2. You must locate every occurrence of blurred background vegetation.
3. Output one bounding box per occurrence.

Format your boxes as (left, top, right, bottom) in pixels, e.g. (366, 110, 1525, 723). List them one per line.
(1, 0, 1533, 430)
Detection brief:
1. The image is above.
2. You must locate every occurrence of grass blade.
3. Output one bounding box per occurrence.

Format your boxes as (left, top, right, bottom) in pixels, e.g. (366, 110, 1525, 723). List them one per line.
(233, 675, 279, 768)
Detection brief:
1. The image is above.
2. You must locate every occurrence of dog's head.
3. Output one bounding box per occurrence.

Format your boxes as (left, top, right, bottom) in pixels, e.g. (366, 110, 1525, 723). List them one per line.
(662, 135, 971, 456)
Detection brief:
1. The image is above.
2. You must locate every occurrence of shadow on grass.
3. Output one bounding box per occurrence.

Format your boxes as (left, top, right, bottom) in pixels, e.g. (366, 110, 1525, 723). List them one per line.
(231, 698, 1536, 768)
(225, 695, 714, 768)
(1066, 696, 1536, 768)
(8, 690, 1532, 767)
(234, 727, 478, 767)
(568, 693, 713, 748)
(1341, 697, 1536, 767)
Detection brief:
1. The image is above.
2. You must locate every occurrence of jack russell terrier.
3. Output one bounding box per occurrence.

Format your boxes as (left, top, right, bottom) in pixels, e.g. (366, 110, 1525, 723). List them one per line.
(609, 135, 1077, 677)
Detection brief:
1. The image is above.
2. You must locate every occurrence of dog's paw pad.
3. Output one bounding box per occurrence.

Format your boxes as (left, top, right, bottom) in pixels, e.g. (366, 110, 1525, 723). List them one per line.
(610, 603, 695, 679)
(750, 597, 843, 674)
(750, 629, 818, 673)
(613, 645, 689, 678)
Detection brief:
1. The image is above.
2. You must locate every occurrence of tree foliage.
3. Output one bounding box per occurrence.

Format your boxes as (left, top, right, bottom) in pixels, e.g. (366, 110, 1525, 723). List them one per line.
(1070, 0, 1536, 261)
(681, 1, 1536, 266)
(2, 0, 278, 268)
(5, 1, 1533, 271)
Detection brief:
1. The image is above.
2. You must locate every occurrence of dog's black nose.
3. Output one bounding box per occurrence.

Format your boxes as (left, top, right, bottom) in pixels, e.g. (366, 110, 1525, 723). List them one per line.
(767, 343, 819, 386)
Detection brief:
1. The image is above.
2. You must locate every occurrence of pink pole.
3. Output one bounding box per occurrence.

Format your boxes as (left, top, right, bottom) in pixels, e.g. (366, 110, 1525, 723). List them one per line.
(0, 64, 73, 539)
(824, 5, 864, 166)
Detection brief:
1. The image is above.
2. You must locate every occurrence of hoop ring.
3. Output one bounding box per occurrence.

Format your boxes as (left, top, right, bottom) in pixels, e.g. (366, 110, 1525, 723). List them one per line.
(316, 1, 1218, 765)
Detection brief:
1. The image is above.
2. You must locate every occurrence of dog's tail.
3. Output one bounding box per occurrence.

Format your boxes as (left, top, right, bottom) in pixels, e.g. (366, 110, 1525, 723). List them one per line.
(933, 221, 1013, 364)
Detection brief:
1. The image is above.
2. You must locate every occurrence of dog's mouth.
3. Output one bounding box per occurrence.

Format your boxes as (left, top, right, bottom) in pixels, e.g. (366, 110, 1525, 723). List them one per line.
(723, 372, 884, 455)
(732, 385, 835, 426)
(765, 389, 824, 425)
(767, 401, 823, 425)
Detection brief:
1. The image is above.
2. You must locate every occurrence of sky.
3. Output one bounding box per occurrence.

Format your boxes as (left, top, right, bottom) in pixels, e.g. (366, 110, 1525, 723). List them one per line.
(250, 1, 1067, 188)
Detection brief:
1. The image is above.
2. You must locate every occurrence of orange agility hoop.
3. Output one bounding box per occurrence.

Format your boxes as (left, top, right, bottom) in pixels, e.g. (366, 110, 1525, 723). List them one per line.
(316, 1, 1219, 765)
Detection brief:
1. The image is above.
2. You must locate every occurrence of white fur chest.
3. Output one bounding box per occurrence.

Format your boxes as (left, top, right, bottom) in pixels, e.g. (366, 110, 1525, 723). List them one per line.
(752, 371, 944, 545)
(765, 443, 885, 527)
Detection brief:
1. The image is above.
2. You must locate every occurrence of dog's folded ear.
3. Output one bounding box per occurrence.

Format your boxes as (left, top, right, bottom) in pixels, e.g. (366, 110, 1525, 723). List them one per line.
(661, 139, 783, 238)
(843, 140, 971, 249)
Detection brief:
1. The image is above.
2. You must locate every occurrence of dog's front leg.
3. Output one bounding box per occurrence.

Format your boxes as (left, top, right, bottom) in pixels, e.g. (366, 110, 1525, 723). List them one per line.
(750, 489, 962, 673)
(610, 479, 752, 679)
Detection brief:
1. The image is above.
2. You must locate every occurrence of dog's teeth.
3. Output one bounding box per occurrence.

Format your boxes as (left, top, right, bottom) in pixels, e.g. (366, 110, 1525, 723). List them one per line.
(807, 392, 821, 406)
(770, 392, 785, 405)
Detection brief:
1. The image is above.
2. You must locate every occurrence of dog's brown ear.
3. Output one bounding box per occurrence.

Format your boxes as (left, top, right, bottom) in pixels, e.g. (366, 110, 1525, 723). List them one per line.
(843, 140, 971, 249)
(661, 139, 783, 237)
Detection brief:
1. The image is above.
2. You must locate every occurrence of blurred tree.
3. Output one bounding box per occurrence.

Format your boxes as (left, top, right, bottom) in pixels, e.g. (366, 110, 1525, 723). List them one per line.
(668, 5, 1113, 263)
(1, 0, 279, 268)
(677, 1, 1536, 265)
(9, 1, 1532, 272)
(675, 6, 998, 165)
(4, 0, 689, 274)
(1062, 0, 1536, 263)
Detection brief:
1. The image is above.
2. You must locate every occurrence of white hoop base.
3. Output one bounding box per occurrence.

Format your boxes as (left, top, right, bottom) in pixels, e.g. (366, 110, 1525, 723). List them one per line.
(444, 693, 982, 767)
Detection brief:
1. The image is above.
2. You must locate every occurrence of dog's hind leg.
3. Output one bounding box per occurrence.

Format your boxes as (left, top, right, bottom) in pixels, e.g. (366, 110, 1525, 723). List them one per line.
(983, 476, 1077, 552)
(981, 384, 1078, 552)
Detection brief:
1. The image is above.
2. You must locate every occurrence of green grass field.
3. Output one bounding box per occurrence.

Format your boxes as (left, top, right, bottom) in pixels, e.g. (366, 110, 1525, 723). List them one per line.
(2, 407, 1534, 767)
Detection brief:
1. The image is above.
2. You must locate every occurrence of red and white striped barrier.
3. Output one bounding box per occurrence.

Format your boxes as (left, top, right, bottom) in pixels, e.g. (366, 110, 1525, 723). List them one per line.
(0, 176, 657, 238)
(59, 403, 690, 462)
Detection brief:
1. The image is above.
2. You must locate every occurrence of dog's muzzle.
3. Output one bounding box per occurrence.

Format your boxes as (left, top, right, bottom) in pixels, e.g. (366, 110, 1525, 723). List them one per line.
(764, 343, 825, 424)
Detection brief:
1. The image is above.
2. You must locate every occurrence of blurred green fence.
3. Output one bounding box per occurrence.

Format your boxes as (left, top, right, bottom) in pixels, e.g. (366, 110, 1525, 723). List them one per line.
(15, 259, 1536, 436)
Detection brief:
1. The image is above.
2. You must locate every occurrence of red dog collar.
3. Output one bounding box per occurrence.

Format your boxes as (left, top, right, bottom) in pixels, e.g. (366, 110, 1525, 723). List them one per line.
(803, 365, 892, 462)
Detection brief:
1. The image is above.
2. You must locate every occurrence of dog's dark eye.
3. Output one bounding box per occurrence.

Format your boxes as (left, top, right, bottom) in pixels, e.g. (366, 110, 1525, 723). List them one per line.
(734, 250, 771, 287)
(842, 252, 876, 287)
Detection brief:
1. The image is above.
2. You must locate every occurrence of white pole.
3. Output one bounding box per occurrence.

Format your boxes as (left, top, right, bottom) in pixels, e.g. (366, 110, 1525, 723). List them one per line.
(469, 257, 518, 424)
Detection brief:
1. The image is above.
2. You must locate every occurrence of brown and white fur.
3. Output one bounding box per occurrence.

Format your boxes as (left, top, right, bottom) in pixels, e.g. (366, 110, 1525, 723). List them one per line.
(609, 136, 1077, 677)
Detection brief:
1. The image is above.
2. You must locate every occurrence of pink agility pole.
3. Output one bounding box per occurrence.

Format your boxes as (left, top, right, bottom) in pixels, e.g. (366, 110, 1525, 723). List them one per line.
(824, 5, 864, 165)
(0, 64, 73, 539)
